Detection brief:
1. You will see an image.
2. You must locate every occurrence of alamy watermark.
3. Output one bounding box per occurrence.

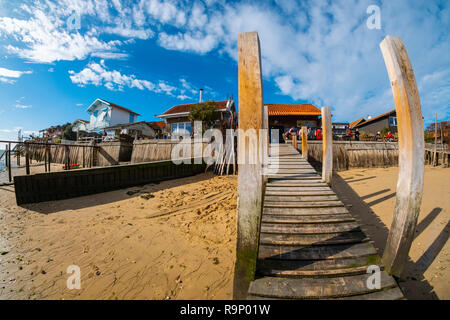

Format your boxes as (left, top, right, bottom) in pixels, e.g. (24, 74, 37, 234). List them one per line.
(67, 265, 81, 290)
(366, 5, 381, 30)
(67, 11, 81, 31)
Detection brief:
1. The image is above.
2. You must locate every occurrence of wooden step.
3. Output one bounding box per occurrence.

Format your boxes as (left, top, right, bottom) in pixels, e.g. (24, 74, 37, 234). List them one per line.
(259, 230, 368, 246)
(266, 186, 331, 192)
(264, 195, 339, 202)
(258, 242, 377, 260)
(268, 176, 322, 180)
(248, 272, 397, 299)
(257, 255, 381, 272)
(263, 207, 349, 216)
(261, 214, 355, 224)
(264, 201, 344, 208)
(332, 287, 405, 300)
(260, 222, 361, 234)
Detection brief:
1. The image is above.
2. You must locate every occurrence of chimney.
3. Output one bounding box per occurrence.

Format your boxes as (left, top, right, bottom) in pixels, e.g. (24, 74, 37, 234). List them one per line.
(199, 88, 203, 103)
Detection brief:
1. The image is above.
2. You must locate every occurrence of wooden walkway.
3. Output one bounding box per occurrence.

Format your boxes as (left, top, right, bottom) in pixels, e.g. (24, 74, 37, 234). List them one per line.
(247, 144, 404, 299)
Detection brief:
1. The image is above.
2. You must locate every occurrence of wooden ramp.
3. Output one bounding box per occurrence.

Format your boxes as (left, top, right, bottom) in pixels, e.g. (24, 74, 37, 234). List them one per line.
(248, 144, 404, 300)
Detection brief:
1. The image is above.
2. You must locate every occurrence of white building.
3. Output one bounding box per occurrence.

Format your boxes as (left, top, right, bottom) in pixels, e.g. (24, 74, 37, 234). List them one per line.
(85, 99, 140, 133)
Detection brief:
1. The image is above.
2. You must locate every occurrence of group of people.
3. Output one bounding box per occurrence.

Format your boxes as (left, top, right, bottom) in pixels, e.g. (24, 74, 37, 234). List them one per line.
(284, 127, 323, 140)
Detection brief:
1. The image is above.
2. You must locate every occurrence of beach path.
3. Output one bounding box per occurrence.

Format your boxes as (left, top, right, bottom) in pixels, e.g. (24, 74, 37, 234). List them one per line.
(247, 144, 404, 300)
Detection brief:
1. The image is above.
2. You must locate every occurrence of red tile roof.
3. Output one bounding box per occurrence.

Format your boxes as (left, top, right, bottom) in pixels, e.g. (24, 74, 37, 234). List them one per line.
(349, 117, 366, 129)
(100, 99, 141, 116)
(147, 121, 167, 130)
(353, 110, 396, 128)
(266, 104, 321, 116)
(159, 100, 229, 116)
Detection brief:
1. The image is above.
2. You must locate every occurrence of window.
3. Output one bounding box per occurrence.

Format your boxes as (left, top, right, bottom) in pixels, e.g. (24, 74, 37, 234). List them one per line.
(129, 113, 135, 123)
(93, 110, 98, 118)
(171, 122, 191, 135)
(389, 116, 397, 126)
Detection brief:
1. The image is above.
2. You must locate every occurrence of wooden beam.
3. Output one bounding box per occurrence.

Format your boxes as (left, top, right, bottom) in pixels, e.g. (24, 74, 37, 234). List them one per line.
(25, 142, 30, 175)
(234, 31, 264, 299)
(380, 35, 425, 277)
(262, 105, 269, 181)
(321, 106, 332, 185)
(7, 143, 11, 182)
(292, 133, 297, 150)
(301, 126, 308, 160)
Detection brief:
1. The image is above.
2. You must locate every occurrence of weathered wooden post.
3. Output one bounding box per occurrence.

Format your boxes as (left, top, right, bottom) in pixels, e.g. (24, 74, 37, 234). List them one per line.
(65, 145, 70, 170)
(321, 106, 332, 185)
(380, 35, 424, 277)
(7, 143, 12, 182)
(301, 126, 308, 160)
(292, 133, 297, 150)
(233, 31, 264, 299)
(25, 142, 30, 175)
(433, 113, 437, 166)
(47, 145, 51, 172)
(262, 105, 269, 180)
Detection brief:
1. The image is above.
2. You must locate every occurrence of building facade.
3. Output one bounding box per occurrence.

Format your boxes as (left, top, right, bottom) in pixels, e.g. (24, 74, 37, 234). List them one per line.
(156, 100, 236, 138)
(85, 99, 140, 133)
(353, 110, 397, 135)
(266, 104, 322, 142)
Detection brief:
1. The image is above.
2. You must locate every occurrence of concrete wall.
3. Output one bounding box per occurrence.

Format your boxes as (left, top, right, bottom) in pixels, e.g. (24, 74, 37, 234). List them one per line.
(14, 159, 205, 205)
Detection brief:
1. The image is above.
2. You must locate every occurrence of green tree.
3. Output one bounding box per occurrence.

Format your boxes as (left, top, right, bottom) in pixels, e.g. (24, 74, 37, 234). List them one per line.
(62, 123, 76, 141)
(188, 101, 219, 133)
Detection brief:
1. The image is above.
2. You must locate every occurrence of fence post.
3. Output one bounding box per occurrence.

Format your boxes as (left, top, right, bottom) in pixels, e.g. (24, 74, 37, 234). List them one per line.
(292, 133, 297, 150)
(7, 143, 12, 182)
(301, 126, 308, 160)
(65, 145, 70, 170)
(380, 35, 425, 277)
(233, 31, 264, 299)
(25, 142, 30, 175)
(321, 106, 332, 185)
(262, 105, 269, 180)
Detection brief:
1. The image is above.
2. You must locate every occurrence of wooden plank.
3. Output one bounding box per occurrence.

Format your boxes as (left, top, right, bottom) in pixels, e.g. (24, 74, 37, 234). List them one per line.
(380, 35, 425, 277)
(258, 242, 377, 260)
(260, 222, 361, 234)
(261, 214, 355, 224)
(333, 287, 404, 300)
(321, 106, 333, 185)
(259, 231, 367, 246)
(263, 207, 349, 216)
(264, 195, 339, 202)
(265, 190, 335, 196)
(234, 31, 264, 299)
(257, 255, 380, 272)
(248, 271, 396, 299)
(266, 186, 331, 192)
(264, 201, 344, 208)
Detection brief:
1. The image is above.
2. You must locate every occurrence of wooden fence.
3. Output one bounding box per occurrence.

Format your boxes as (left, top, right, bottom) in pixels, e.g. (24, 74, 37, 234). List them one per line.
(131, 139, 208, 163)
(302, 141, 399, 171)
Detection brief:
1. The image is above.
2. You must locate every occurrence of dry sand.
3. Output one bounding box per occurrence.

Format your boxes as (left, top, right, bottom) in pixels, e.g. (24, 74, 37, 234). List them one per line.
(333, 166, 449, 300)
(0, 172, 237, 300)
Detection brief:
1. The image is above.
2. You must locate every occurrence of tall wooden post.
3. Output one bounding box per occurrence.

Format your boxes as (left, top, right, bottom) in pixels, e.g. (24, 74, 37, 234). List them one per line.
(7, 143, 12, 182)
(262, 105, 269, 179)
(292, 133, 297, 150)
(25, 142, 30, 175)
(233, 31, 264, 299)
(321, 106, 332, 185)
(433, 113, 437, 166)
(65, 145, 70, 170)
(380, 35, 424, 277)
(47, 145, 51, 172)
(301, 126, 308, 160)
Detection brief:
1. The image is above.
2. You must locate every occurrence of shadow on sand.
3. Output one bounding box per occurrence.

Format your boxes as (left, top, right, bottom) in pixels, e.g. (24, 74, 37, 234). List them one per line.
(332, 173, 445, 300)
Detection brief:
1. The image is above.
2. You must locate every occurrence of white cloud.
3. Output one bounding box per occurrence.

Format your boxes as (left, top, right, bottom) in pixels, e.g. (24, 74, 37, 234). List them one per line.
(69, 60, 200, 100)
(15, 104, 32, 109)
(0, 67, 32, 78)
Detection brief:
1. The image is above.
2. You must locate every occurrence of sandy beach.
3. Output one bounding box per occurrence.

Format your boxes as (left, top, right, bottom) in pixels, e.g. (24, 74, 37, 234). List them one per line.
(334, 166, 449, 300)
(0, 172, 237, 299)
(0, 164, 448, 300)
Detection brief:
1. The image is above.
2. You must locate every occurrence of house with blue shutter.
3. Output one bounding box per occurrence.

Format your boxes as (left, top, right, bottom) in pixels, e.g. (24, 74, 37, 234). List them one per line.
(85, 99, 140, 133)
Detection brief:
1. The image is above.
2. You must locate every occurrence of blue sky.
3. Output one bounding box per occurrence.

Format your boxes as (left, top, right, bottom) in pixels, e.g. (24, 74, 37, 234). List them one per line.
(0, 0, 449, 141)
